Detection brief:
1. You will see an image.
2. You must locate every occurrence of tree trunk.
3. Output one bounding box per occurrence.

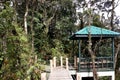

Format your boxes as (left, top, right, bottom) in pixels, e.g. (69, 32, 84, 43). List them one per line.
(30, 0, 36, 53)
(13, 0, 18, 22)
(88, 33, 98, 80)
(2, 36, 7, 54)
(111, 0, 114, 31)
(88, 2, 98, 79)
(24, 0, 29, 34)
(114, 42, 120, 69)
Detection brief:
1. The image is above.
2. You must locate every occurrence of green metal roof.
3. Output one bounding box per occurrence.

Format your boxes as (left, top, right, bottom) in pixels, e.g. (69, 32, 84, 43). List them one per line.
(70, 26, 120, 40)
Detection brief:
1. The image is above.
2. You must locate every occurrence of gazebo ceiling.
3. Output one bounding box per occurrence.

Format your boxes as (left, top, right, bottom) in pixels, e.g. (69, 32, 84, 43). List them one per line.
(70, 26, 120, 40)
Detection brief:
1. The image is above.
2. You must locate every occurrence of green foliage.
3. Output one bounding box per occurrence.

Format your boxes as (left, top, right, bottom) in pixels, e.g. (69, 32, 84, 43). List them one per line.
(0, 5, 28, 79)
(0, 3, 42, 80)
(32, 0, 76, 61)
(50, 39, 64, 57)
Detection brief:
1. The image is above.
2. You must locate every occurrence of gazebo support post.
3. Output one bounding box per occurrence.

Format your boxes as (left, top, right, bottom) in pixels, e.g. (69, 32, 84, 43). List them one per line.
(74, 56, 77, 68)
(78, 40, 81, 72)
(112, 38, 115, 69)
(72, 40, 74, 57)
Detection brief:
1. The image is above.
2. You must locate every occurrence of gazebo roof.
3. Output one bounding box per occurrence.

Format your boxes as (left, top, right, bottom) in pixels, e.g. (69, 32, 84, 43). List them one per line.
(70, 26, 120, 40)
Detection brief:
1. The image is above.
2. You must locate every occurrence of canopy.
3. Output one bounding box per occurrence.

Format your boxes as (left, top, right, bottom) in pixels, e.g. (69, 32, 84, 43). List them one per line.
(70, 26, 120, 40)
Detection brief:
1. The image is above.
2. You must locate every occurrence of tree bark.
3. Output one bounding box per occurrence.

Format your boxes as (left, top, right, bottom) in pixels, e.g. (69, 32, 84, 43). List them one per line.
(13, 0, 18, 22)
(88, 2, 98, 79)
(114, 43, 120, 69)
(30, 0, 36, 53)
(88, 33, 98, 80)
(111, 0, 114, 31)
(24, 0, 29, 34)
(2, 36, 7, 55)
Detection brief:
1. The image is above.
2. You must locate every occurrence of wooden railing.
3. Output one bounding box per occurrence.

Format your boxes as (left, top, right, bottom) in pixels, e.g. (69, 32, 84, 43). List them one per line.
(78, 57, 114, 72)
(50, 56, 69, 72)
(68, 56, 114, 72)
(49, 56, 114, 72)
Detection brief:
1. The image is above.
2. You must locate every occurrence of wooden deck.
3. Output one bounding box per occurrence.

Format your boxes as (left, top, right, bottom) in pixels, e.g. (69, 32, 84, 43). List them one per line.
(48, 67, 73, 80)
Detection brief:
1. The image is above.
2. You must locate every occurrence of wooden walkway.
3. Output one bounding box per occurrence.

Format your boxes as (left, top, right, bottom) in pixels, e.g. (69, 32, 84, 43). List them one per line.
(48, 67, 73, 80)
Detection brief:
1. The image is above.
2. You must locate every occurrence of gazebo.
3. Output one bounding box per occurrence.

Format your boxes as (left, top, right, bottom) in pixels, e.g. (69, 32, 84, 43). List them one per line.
(70, 26, 120, 80)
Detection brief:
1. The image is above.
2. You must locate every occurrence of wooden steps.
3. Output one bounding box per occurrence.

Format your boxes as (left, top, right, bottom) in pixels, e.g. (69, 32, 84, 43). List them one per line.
(48, 67, 73, 80)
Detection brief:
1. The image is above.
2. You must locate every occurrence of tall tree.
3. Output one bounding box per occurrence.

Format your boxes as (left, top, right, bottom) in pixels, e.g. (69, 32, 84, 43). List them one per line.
(0, 4, 30, 79)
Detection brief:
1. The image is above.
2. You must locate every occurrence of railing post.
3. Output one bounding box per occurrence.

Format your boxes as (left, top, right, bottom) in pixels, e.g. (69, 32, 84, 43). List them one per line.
(77, 58, 79, 63)
(66, 58, 68, 70)
(60, 56, 63, 68)
(41, 72, 46, 80)
(50, 60, 53, 72)
(53, 57, 56, 68)
(74, 56, 77, 68)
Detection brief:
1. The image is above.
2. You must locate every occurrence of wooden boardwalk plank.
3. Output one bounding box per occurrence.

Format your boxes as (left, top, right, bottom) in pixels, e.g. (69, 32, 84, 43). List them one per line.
(48, 67, 73, 80)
